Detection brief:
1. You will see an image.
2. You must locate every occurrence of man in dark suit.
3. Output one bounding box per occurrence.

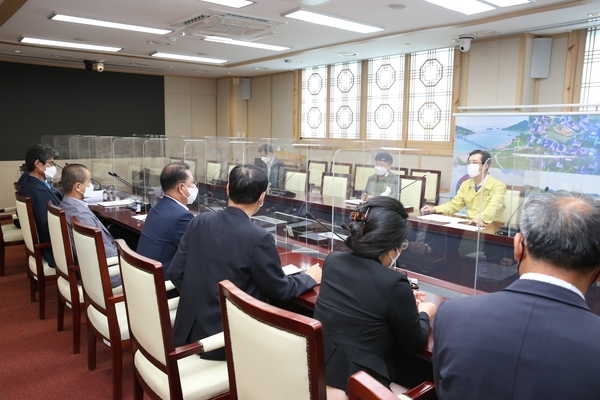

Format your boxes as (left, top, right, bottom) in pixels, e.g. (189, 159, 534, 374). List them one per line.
(137, 163, 195, 281)
(257, 144, 286, 189)
(169, 164, 322, 359)
(18, 144, 62, 267)
(433, 192, 600, 400)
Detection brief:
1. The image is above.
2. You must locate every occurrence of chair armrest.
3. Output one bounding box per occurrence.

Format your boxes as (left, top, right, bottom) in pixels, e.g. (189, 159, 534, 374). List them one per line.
(401, 381, 436, 400)
(170, 332, 225, 360)
(107, 293, 125, 304)
(0, 213, 13, 222)
(35, 242, 52, 250)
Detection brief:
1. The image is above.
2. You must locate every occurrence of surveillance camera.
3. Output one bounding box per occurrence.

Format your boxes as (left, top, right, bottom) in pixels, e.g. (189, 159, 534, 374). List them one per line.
(458, 35, 474, 53)
(93, 61, 104, 72)
(83, 60, 94, 71)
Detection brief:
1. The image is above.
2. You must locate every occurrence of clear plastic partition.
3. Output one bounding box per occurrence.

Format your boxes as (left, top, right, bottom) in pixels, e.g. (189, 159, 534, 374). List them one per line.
(142, 138, 189, 201)
(68, 136, 96, 160)
(111, 137, 146, 198)
(88, 136, 117, 187)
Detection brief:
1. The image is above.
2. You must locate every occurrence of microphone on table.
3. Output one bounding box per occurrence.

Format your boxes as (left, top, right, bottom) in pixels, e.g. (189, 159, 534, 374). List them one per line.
(305, 212, 347, 241)
(207, 191, 226, 210)
(400, 172, 429, 191)
(108, 172, 152, 212)
(496, 186, 548, 237)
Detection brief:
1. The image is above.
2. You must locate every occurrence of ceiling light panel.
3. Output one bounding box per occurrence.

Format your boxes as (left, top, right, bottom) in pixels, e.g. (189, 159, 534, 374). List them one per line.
(484, 0, 531, 7)
(19, 37, 122, 52)
(50, 13, 172, 35)
(281, 8, 384, 33)
(151, 52, 228, 64)
(197, 0, 254, 8)
(424, 0, 495, 15)
(204, 36, 290, 51)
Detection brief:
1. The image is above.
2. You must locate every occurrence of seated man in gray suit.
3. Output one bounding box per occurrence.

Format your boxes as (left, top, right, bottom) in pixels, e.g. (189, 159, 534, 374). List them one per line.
(433, 191, 600, 400)
(59, 163, 120, 287)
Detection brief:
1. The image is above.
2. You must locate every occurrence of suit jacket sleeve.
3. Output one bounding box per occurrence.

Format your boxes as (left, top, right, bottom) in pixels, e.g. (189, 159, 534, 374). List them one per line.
(250, 232, 316, 301)
(168, 224, 189, 292)
(434, 180, 467, 216)
(388, 276, 430, 350)
(171, 212, 194, 247)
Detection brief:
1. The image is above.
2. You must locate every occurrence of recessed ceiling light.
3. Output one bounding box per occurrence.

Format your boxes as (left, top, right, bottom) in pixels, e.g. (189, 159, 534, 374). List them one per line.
(404, 43, 411, 46)
(281, 8, 384, 33)
(194, 69, 210, 74)
(14, 50, 20, 53)
(387, 4, 407, 10)
(197, 0, 254, 8)
(338, 52, 357, 56)
(148, 40, 171, 46)
(19, 37, 122, 52)
(50, 13, 172, 35)
(151, 52, 228, 64)
(589, 12, 600, 18)
(204, 36, 290, 51)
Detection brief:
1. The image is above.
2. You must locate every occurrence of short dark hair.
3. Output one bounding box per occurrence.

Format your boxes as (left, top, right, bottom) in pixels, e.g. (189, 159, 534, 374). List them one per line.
(160, 162, 190, 192)
(345, 196, 410, 259)
(25, 144, 58, 172)
(228, 164, 268, 204)
(375, 152, 393, 165)
(520, 192, 600, 272)
(258, 144, 273, 154)
(468, 149, 491, 166)
(61, 164, 88, 193)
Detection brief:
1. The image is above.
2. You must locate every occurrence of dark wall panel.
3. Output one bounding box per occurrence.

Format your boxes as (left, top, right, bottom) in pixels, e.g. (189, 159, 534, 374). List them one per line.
(0, 61, 165, 161)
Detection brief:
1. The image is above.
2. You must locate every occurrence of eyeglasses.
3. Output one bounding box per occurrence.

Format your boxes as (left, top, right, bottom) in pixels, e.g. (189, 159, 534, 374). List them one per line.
(400, 239, 409, 250)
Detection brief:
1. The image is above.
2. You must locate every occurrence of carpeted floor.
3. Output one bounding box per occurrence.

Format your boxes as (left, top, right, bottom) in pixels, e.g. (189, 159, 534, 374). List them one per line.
(0, 244, 136, 399)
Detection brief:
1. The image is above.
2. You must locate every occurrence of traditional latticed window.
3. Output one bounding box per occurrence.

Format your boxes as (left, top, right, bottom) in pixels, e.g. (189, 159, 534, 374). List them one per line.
(366, 55, 405, 140)
(301, 65, 328, 138)
(329, 61, 362, 139)
(407, 48, 454, 141)
(580, 26, 600, 111)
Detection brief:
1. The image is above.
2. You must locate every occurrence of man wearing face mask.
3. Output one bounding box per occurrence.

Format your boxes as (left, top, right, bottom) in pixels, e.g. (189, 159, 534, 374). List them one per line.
(361, 152, 400, 201)
(421, 149, 506, 227)
(58, 164, 122, 287)
(257, 144, 286, 189)
(169, 164, 322, 360)
(433, 192, 600, 399)
(19, 144, 63, 267)
(137, 163, 196, 282)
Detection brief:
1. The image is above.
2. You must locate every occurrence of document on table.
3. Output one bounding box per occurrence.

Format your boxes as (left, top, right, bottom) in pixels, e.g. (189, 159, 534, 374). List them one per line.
(344, 199, 363, 206)
(282, 264, 304, 275)
(132, 214, 148, 221)
(418, 214, 466, 223)
(97, 199, 134, 207)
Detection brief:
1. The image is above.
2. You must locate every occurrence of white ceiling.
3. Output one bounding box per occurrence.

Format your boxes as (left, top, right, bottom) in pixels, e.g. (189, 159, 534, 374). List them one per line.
(0, 0, 598, 78)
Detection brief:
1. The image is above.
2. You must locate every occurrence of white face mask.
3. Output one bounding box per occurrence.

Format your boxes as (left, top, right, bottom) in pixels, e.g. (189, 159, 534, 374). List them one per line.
(185, 186, 199, 205)
(83, 183, 95, 198)
(44, 165, 57, 180)
(388, 248, 401, 268)
(467, 163, 481, 178)
(261, 156, 270, 164)
(374, 166, 387, 176)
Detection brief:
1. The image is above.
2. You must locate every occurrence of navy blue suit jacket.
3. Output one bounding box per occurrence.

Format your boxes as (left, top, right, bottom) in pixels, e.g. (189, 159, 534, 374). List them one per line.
(168, 206, 317, 358)
(433, 278, 600, 400)
(19, 175, 63, 266)
(137, 196, 193, 280)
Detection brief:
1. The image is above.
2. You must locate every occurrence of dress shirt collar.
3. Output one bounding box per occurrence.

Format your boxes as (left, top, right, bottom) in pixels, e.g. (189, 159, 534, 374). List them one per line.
(520, 272, 585, 300)
(164, 195, 189, 210)
(66, 195, 89, 208)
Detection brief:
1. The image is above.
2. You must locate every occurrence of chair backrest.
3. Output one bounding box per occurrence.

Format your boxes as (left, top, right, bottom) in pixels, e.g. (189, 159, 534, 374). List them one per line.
(348, 371, 435, 400)
(284, 169, 308, 192)
(354, 164, 371, 194)
(399, 175, 426, 210)
(331, 162, 352, 176)
(116, 240, 171, 372)
(410, 169, 442, 205)
(207, 160, 222, 181)
(390, 167, 408, 177)
(47, 202, 75, 281)
(71, 217, 112, 311)
(15, 193, 38, 254)
(308, 161, 328, 188)
(321, 172, 351, 199)
(219, 280, 326, 400)
(503, 187, 524, 225)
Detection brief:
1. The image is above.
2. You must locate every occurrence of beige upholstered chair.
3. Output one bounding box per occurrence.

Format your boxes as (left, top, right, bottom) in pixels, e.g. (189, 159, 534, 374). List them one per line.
(410, 169, 442, 205)
(15, 194, 57, 320)
(399, 176, 426, 211)
(71, 218, 130, 400)
(321, 172, 352, 199)
(331, 162, 353, 176)
(353, 164, 371, 198)
(308, 160, 328, 191)
(502, 187, 524, 225)
(348, 371, 436, 400)
(284, 168, 308, 192)
(390, 167, 409, 177)
(0, 214, 24, 276)
(218, 279, 327, 400)
(47, 202, 84, 354)
(116, 239, 229, 400)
